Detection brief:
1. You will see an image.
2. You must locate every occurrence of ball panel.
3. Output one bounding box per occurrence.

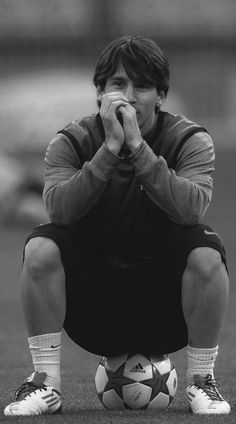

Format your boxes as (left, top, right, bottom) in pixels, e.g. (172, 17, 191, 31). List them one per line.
(124, 354, 153, 381)
(148, 392, 170, 410)
(103, 389, 124, 410)
(148, 364, 170, 399)
(123, 382, 152, 409)
(152, 356, 172, 375)
(95, 364, 108, 394)
(166, 368, 178, 397)
(105, 354, 128, 372)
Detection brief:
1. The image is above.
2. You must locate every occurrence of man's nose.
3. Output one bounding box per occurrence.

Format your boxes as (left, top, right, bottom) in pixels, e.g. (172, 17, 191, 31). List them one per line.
(124, 84, 136, 103)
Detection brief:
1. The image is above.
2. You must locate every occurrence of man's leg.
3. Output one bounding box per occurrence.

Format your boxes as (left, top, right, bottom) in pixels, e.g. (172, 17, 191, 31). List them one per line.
(21, 237, 66, 336)
(182, 246, 230, 414)
(4, 236, 65, 416)
(182, 247, 229, 348)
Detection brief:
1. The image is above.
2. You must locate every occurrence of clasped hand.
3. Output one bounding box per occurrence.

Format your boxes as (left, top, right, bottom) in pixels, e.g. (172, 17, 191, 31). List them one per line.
(100, 92, 143, 155)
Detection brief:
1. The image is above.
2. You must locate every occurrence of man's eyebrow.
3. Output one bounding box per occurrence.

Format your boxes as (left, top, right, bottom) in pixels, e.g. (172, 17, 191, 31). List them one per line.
(110, 76, 126, 81)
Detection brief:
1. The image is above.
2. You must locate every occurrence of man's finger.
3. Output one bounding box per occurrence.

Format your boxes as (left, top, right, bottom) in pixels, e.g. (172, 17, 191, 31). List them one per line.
(102, 100, 129, 115)
(101, 92, 129, 103)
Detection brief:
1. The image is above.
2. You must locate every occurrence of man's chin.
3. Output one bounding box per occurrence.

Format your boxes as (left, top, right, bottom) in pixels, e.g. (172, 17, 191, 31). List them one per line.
(138, 119, 147, 135)
(137, 116, 143, 129)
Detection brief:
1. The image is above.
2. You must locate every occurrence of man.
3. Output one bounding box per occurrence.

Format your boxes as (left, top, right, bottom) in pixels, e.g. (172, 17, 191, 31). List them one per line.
(4, 36, 230, 415)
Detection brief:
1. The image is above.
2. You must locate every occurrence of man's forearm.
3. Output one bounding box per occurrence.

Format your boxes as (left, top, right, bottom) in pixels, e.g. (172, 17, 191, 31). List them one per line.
(43, 143, 121, 225)
(130, 138, 214, 225)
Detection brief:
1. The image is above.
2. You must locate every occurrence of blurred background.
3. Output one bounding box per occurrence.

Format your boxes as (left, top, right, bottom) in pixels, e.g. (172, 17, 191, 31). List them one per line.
(0, 0, 236, 225)
(0, 0, 236, 407)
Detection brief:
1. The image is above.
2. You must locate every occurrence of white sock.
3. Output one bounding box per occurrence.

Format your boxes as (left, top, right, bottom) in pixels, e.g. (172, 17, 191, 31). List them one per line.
(186, 345, 218, 386)
(28, 332, 61, 392)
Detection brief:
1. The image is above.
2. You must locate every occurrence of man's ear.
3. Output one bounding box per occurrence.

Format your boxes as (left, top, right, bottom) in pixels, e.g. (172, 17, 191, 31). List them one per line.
(97, 86, 103, 102)
(157, 90, 166, 106)
(96, 86, 104, 109)
(155, 90, 166, 113)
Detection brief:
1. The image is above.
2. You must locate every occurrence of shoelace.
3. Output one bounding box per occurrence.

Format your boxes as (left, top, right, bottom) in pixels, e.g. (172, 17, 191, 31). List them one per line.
(14, 381, 47, 401)
(195, 374, 223, 401)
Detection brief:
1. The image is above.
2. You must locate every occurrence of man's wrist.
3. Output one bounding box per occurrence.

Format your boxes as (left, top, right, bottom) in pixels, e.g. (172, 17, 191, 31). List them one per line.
(128, 140, 144, 156)
(104, 140, 121, 156)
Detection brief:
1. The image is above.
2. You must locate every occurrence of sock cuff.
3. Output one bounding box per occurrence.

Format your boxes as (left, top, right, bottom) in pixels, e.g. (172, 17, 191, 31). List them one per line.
(187, 345, 218, 354)
(28, 332, 61, 348)
(187, 345, 218, 361)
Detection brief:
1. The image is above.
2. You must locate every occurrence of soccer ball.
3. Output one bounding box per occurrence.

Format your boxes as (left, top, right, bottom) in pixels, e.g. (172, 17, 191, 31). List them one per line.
(95, 353, 177, 410)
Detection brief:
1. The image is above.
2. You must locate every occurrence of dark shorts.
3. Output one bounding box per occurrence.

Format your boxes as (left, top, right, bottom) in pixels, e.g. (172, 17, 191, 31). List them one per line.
(24, 222, 227, 357)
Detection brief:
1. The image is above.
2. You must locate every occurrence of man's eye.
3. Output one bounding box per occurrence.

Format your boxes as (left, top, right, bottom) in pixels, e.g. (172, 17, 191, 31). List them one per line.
(113, 81, 123, 87)
(135, 83, 148, 89)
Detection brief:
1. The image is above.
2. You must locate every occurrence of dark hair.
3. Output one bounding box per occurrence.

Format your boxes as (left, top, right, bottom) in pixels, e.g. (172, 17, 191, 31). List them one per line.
(93, 35, 170, 96)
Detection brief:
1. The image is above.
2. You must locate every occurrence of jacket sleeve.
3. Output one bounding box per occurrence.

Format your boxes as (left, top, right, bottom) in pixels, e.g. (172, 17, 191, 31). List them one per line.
(130, 131, 215, 225)
(43, 134, 120, 225)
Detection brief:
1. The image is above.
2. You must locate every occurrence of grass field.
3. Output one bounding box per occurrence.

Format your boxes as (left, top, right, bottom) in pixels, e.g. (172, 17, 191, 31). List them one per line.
(0, 149, 235, 423)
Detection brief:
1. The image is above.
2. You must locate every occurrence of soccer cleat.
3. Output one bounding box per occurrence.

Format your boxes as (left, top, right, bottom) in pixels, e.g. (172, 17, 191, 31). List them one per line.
(186, 374, 230, 414)
(4, 371, 62, 416)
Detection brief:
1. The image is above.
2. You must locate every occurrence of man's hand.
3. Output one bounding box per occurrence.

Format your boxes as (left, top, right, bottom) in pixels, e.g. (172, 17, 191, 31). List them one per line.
(100, 92, 128, 155)
(119, 103, 143, 154)
(100, 91, 144, 155)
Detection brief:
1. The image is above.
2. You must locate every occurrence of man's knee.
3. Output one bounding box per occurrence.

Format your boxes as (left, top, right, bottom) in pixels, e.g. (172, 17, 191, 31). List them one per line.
(186, 247, 223, 281)
(23, 237, 62, 279)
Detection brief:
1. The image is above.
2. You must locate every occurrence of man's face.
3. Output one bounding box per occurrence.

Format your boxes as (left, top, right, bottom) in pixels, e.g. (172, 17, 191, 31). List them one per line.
(101, 63, 162, 136)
